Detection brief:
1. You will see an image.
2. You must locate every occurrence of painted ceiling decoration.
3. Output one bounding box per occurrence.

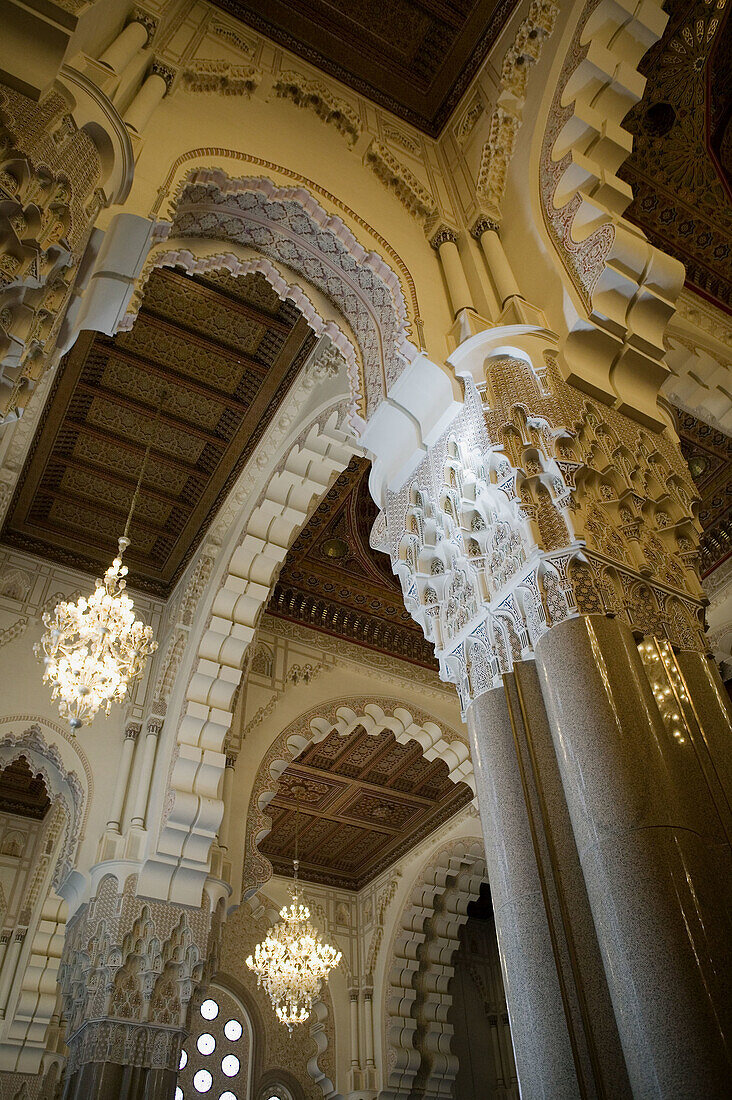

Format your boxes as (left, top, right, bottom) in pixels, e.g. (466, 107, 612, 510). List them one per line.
(268, 456, 438, 668)
(675, 406, 732, 576)
(259, 724, 472, 890)
(1, 268, 316, 596)
(208, 0, 520, 136)
(620, 0, 731, 314)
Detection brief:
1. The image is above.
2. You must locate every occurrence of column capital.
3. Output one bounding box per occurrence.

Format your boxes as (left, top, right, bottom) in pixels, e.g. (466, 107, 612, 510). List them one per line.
(150, 59, 176, 92)
(132, 9, 159, 46)
(124, 722, 142, 741)
(225, 753, 237, 769)
(471, 215, 501, 239)
(146, 717, 163, 737)
(427, 221, 459, 250)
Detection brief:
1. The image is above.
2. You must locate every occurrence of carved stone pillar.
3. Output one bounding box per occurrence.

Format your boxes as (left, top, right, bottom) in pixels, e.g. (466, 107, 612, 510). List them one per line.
(471, 217, 520, 306)
(429, 225, 473, 319)
(59, 875, 222, 1100)
(130, 718, 162, 828)
(374, 326, 731, 1096)
(217, 753, 237, 851)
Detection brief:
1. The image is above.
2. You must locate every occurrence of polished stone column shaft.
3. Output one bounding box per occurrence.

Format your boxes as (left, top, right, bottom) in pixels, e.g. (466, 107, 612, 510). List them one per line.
(535, 615, 732, 1098)
(467, 680, 582, 1100)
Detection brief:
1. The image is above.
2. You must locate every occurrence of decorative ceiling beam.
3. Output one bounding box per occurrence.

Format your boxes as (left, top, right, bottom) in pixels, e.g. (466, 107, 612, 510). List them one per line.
(103, 343, 253, 414)
(49, 454, 183, 506)
(75, 381, 229, 447)
(33, 486, 171, 536)
(65, 419, 203, 476)
(137, 308, 273, 375)
(166, 267, 293, 333)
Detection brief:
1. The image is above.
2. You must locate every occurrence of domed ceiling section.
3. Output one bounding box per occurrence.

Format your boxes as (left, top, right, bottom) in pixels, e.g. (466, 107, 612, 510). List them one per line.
(619, 0, 731, 313)
(208, 0, 520, 135)
(1, 268, 316, 596)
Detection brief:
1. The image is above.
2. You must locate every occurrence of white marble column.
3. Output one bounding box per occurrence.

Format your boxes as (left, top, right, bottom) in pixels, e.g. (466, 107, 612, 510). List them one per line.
(473, 218, 521, 307)
(130, 719, 162, 829)
(124, 67, 171, 135)
(217, 753, 237, 850)
(430, 226, 474, 319)
(106, 723, 140, 832)
(99, 19, 152, 76)
(363, 987, 375, 1072)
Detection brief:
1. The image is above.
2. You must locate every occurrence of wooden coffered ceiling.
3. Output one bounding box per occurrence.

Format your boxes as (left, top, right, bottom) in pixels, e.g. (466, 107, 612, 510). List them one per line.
(209, 0, 519, 136)
(260, 725, 472, 889)
(1, 267, 316, 596)
(268, 455, 438, 668)
(620, 0, 731, 313)
(675, 406, 732, 576)
(0, 757, 51, 821)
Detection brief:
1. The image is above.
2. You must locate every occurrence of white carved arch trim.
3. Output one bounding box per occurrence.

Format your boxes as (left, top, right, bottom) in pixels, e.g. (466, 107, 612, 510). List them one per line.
(150, 168, 422, 425)
(142, 415, 356, 905)
(0, 722, 86, 894)
(380, 838, 486, 1100)
(241, 698, 473, 900)
(535, 0, 685, 429)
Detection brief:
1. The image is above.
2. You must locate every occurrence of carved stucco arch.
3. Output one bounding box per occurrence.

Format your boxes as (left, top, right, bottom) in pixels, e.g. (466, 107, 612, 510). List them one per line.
(380, 837, 486, 1100)
(241, 699, 473, 900)
(534, 0, 685, 429)
(142, 403, 357, 905)
(0, 719, 88, 894)
(144, 166, 425, 427)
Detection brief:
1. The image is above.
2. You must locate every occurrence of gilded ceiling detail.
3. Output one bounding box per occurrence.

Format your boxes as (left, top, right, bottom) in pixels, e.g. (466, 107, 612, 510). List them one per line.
(1, 268, 316, 594)
(259, 725, 471, 890)
(620, 0, 731, 312)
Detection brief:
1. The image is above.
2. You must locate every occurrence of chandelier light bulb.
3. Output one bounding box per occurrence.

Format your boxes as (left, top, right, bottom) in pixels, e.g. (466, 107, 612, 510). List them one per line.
(34, 535, 157, 730)
(246, 883, 342, 1030)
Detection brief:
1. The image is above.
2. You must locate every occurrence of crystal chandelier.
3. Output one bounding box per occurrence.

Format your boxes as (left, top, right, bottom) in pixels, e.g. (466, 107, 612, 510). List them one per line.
(246, 787, 342, 1029)
(35, 407, 160, 730)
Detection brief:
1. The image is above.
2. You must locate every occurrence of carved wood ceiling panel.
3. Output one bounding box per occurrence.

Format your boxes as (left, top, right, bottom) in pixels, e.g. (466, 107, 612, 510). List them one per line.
(268, 455, 438, 668)
(0, 757, 51, 820)
(208, 0, 519, 135)
(620, 0, 731, 313)
(260, 725, 472, 889)
(675, 406, 732, 576)
(1, 268, 316, 595)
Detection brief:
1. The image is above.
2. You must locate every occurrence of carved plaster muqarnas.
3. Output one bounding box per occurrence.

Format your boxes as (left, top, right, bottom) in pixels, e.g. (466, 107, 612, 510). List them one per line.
(378, 346, 705, 714)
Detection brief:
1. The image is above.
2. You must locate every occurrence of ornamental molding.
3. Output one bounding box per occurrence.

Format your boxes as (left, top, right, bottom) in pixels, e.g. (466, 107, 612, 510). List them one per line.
(364, 140, 436, 222)
(537, 0, 684, 427)
(476, 0, 560, 220)
(274, 70, 361, 144)
(181, 61, 261, 96)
